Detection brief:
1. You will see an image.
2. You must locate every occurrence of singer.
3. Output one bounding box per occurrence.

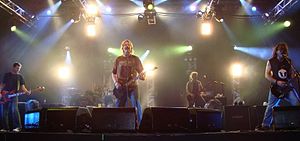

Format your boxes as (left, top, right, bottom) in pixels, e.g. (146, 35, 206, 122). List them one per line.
(256, 42, 300, 131)
(111, 39, 145, 125)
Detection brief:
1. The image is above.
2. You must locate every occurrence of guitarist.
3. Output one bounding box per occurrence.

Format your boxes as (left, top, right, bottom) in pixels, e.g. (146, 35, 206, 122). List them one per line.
(256, 42, 300, 131)
(112, 39, 145, 125)
(0, 62, 31, 132)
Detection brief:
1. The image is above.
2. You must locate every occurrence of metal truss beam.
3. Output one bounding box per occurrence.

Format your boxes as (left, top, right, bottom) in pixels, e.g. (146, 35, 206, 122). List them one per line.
(0, 0, 35, 27)
(265, 0, 298, 24)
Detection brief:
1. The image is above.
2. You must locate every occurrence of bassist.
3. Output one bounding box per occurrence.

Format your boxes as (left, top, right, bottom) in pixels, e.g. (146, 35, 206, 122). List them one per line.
(0, 62, 31, 132)
(256, 42, 300, 131)
(112, 39, 145, 125)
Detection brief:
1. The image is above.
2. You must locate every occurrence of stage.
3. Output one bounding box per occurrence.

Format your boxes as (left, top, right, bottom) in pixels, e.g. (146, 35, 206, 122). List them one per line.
(1, 130, 300, 141)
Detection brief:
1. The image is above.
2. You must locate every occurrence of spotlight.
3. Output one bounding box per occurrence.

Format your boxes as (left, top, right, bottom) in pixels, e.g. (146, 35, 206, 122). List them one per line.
(143, 0, 154, 10)
(11, 26, 17, 32)
(283, 20, 291, 27)
(251, 6, 257, 12)
(264, 13, 269, 17)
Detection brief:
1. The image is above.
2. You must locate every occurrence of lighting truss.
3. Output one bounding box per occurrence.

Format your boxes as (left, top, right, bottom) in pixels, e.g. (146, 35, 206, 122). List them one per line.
(196, 0, 219, 21)
(0, 0, 35, 27)
(263, 0, 298, 24)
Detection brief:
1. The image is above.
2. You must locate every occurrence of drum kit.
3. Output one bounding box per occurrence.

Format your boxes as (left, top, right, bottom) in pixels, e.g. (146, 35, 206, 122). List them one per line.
(67, 87, 116, 107)
(202, 80, 226, 110)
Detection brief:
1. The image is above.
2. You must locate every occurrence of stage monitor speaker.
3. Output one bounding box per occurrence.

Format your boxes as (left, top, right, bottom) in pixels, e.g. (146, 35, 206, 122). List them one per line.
(91, 107, 137, 132)
(139, 107, 191, 132)
(224, 106, 250, 131)
(249, 105, 266, 130)
(273, 106, 300, 130)
(24, 107, 79, 132)
(189, 108, 223, 132)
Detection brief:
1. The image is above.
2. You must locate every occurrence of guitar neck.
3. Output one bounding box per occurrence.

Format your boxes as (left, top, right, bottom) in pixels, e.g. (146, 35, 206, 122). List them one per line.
(7, 92, 25, 99)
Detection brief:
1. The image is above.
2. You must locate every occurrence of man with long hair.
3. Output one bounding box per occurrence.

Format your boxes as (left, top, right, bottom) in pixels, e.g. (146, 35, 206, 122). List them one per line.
(186, 71, 206, 107)
(112, 39, 145, 125)
(256, 42, 300, 130)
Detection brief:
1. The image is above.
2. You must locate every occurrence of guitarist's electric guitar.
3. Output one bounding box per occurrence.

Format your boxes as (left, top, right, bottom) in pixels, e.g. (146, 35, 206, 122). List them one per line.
(270, 80, 293, 99)
(113, 67, 158, 99)
(0, 86, 45, 103)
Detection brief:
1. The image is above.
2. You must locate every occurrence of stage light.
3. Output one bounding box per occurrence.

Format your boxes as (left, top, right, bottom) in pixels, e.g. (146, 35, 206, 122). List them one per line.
(11, 26, 17, 32)
(189, 5, 197, 12)
(143, 0, 154, 10)
(141, 0, 157, 25)
(264, 13, 269, 17)
(105, 6, 112, 13)
(47, 10, 52, 15)
(86, 4, 98, 16)
(65, 46, 70, 51)
(86, 24, 96, 37)
(230, 63, 243, 78)
(187, 45, 193, 51)
(58, 66, 71, 80)
(283, 20, 291, 27)
(200, 22, 212, 36)
(251, 6, 256, 12)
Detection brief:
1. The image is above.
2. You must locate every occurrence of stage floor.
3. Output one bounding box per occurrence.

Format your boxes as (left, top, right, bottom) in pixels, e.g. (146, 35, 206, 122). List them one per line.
(1, 130, 300, 141)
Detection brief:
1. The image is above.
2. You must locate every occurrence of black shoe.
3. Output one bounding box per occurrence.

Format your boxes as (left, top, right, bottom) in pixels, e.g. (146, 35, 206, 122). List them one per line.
(255, 125, 272, 131)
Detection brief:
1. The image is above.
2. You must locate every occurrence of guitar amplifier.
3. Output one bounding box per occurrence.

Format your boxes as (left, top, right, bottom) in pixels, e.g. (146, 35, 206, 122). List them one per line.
(273, 106, 300, 130)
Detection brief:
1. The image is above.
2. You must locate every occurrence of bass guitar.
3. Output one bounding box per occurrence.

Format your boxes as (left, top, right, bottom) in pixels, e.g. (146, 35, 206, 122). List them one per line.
(0, 86, 45, 103)
(270, 80, 293, 99)
(113, 67, 158, 99)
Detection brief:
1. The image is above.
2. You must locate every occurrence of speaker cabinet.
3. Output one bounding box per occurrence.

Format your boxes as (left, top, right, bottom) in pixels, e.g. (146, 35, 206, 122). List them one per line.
(249, 105, 266, 130)
(139, 107, 191, 132)
(189, 108, 223, 132)
(91, 107, 137, 132)
(273, 106, 300, 130)
(24, 107, 79, 132)
(224, 106, 250, 131)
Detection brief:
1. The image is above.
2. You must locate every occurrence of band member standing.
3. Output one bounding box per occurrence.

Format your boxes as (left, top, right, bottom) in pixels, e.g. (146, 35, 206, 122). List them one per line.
(186, 71, 206, 107)
(0, 62, 31, 132)
(257, 42, 300, 130)
(112, 39, 145, 125)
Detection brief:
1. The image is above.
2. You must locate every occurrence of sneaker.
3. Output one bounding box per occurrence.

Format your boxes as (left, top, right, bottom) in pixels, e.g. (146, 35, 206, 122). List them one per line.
(12, 128, 21, 132)
(0, 129, 8, 132)
(255, 125, 272, 131)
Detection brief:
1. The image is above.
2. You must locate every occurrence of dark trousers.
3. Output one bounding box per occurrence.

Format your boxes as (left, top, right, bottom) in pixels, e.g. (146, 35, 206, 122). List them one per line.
(187, 94, 206, 108)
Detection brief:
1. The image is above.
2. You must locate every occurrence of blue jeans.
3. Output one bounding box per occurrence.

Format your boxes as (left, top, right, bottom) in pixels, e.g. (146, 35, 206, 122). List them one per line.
(0, 98, 22, 130)
(262, 89, 300, 127)
(116, 87, 142, 126)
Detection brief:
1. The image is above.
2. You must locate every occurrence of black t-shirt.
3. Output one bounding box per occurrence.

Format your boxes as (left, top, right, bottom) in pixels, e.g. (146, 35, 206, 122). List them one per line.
(2, 72, 25, 92)
(269, 57, 292, 81)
